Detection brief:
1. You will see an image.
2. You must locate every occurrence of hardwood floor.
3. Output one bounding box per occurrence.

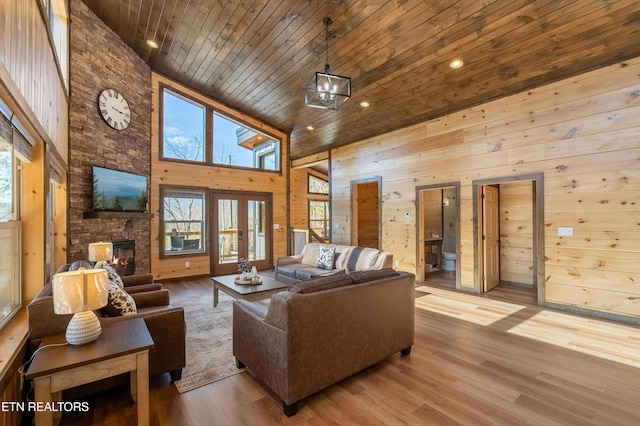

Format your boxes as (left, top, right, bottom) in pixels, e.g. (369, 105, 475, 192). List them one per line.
(58, 274, 640, 425)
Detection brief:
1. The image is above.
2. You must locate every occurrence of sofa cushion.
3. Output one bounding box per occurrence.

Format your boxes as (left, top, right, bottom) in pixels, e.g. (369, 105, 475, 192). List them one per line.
(349, 268, 400, 284)
(340, 246, 383, 272)
(316, 245, 336, 270)
(102, 282, 137, 316)
(288, 271, 353, 294)
(294, 267, 335, 281)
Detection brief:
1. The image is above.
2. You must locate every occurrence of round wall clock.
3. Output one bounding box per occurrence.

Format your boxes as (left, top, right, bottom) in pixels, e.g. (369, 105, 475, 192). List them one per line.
(98, 89, 131, 130)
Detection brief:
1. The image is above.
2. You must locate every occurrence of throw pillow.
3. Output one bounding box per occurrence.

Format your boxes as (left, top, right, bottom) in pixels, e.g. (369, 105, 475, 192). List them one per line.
(102, 282, 137, 317)
(99, 263, 124, 289)
(289, 271, 353, 294)
(349, 268, 400, 284)
(316, 245, 336, 270)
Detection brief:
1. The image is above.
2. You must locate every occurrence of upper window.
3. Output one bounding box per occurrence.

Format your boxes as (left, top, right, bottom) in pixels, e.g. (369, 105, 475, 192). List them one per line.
(308, 175, 329, 194)
(162, 89, 205, 162)
(161, 87, 280, 171)
(162, 188, 206, 256)
(50, 0, 69, 89)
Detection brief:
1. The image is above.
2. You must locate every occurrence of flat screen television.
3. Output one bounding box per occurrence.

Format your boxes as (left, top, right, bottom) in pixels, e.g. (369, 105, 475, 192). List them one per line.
(92, 166, 148, 212)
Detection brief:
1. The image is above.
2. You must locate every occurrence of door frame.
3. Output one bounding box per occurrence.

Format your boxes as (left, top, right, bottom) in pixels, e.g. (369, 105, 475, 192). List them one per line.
(415, 182, 461, 289)
(350, 176, 382, 249)
(472, 173, 545, 304)
(210, 190, 273, 276)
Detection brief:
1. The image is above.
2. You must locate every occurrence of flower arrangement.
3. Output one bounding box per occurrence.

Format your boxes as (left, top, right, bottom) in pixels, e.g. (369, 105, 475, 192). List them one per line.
(238, 257, 251, 274)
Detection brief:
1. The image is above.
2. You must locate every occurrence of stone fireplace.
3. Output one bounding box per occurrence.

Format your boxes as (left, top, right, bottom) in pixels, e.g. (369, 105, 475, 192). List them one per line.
(67, 0, 152, 273)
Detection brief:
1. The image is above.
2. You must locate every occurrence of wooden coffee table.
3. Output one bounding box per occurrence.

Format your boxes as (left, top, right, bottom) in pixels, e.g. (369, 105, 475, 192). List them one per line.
(211, 274, 289, 307)
(26, 318, 153, 426)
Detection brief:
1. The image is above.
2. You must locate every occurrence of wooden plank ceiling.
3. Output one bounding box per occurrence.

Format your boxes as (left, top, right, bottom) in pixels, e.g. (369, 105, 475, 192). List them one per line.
(82, 0, 640, 160)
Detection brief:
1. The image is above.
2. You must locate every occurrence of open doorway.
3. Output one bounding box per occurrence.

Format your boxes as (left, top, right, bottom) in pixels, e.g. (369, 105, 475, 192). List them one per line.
(416, 182, 461, 289)
(351, 177, 381, 249)
(473, 173, 544, 304)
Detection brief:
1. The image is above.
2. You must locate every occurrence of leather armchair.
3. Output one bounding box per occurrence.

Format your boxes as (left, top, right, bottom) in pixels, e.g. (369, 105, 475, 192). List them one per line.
(26, 281, 186, 396)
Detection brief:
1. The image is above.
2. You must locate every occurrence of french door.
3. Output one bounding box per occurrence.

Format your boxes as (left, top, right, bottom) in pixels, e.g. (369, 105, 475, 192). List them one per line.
(211, 191, 272, 275)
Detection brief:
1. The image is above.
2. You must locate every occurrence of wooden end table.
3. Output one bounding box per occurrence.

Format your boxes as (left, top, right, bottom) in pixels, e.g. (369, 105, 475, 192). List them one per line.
(26, 318, 154, 426)
(211, 274, 289, 307)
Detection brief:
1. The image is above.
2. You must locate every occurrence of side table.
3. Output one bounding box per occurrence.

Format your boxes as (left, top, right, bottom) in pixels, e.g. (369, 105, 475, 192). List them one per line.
(25, 318, 154, 426)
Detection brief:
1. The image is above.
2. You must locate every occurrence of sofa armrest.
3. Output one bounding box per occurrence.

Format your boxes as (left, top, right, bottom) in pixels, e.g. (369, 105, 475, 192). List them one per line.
(131, 289, 170, 309)
(276, 255, 302, 267)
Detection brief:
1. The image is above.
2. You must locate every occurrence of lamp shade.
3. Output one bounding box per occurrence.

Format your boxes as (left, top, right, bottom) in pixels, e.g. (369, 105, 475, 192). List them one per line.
(88, 242, 113, 262)
(52, 268, 109, 314)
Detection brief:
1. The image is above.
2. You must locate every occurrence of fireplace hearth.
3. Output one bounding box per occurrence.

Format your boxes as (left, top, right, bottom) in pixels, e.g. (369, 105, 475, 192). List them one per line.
(111, 240, 135, 276)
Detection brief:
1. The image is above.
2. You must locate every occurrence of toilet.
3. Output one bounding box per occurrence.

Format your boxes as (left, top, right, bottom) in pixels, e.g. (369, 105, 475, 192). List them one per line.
(442, 252, 456, 271)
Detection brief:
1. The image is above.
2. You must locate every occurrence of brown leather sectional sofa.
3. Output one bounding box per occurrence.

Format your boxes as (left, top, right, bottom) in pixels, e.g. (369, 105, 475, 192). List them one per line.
(233, 269, 415, 416)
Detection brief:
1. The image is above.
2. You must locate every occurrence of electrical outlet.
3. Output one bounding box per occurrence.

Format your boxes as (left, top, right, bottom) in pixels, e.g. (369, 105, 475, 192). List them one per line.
(558, 227, 573, 237)
(394, 260, 400, 267)
(185, 261, 190, 268)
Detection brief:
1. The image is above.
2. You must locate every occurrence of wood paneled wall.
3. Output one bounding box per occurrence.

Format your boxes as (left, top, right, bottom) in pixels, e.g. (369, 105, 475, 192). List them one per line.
(0, 0, 68, 160)
(500, 181, 534, 286)
(331, 57, 640, 319)
(151, 73, 289, 280)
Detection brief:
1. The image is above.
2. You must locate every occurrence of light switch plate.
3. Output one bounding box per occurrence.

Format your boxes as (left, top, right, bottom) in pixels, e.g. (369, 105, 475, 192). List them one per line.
(558, 227, 573, 236)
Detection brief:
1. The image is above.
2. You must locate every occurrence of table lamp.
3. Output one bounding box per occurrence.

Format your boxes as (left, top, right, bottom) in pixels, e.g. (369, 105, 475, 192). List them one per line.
(52, 268, 109, 345)
(88, 241, 113, 267)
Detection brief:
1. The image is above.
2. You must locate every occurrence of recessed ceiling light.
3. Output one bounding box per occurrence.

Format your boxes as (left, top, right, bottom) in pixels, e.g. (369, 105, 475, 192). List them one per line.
(147, 40, 158, 48)
(449, 59, 464, 69)
(306, 125, 315, 131)
(360, 101, 370, 108)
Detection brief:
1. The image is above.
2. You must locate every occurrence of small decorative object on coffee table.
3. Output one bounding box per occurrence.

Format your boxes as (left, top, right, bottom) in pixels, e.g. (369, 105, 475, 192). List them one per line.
(235, 258, 262, 285)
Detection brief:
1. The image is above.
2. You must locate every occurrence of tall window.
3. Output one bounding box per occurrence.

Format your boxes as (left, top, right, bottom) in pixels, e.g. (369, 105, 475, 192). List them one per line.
(162, 188, 206, 256)
(161, 87, 280, 171)
(0, 130, 21, 330)
(309, 200, 329, 238)
(49, 0, 69, 89)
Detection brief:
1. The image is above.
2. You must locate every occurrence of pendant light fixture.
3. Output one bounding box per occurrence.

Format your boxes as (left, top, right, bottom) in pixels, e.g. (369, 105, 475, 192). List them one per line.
(305, 17, 351, 110)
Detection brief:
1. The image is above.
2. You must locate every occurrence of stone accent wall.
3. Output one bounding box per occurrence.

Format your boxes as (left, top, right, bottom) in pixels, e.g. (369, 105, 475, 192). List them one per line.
(68, 0, 152, 272)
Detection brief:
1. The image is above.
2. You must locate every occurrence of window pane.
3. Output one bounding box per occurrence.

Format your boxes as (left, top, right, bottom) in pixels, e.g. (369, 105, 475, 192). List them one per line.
(218, 199, 238, 264)
(214, 113, 280, 171)
(163, 90, 205, 162)
(0, 148, 12, 222)
(309, 201, 329, 237)
(248, 200, 266, 261)
(163, 190, 206, 254)
(309, 175, 329, 194)
(50, 0, 68, 89)
(0, 220, 21, 330)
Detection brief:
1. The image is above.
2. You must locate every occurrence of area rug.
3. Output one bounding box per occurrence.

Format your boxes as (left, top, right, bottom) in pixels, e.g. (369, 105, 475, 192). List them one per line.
(172, 292, 246, 393)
